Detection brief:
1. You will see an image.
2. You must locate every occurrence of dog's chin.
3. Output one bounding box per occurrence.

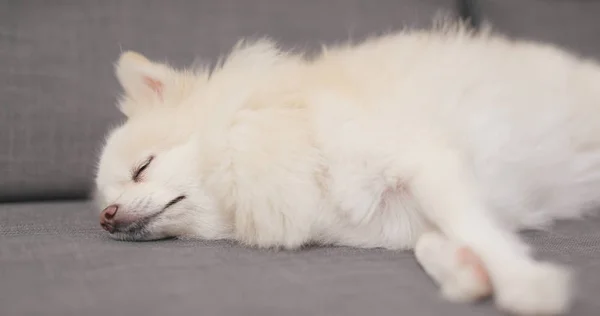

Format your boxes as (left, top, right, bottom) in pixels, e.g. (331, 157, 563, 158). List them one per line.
(108, 230, 175, 242)
(107, 217, 177, 242)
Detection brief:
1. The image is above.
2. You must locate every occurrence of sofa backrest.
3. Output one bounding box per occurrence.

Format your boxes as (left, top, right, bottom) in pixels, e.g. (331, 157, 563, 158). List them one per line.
(2, 0, 600, 203)
(477, 0, 600, 62)
(0, 0, 458, 202)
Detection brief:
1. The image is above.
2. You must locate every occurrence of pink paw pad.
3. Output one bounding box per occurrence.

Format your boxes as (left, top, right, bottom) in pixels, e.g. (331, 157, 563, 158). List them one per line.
(457, 246, 492, 289)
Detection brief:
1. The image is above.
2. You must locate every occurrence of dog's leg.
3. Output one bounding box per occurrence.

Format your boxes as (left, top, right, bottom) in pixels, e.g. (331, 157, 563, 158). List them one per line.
(415, 231, 492, 302)
(409, 150, 572, 315)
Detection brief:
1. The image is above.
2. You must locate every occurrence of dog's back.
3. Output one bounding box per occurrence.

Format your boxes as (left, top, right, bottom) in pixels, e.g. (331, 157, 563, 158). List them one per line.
(300, 27, 600, 234)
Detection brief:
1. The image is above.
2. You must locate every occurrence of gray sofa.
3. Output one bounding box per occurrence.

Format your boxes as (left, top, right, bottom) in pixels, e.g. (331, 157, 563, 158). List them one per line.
(2, 1, 600, 315)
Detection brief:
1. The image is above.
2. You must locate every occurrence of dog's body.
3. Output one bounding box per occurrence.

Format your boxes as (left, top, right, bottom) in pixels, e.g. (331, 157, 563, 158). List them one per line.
(95, 24, 600, 315)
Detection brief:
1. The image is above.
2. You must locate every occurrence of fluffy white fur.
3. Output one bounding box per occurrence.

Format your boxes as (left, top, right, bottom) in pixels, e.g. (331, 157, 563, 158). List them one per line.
(94, 23, 600, 315)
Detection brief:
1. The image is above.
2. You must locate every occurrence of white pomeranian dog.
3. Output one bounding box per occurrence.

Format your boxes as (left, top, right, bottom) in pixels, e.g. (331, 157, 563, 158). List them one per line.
(94, 22, 600, 315)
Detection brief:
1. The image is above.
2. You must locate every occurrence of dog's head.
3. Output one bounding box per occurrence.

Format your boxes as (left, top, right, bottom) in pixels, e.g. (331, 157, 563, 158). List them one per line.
(95, 41, 295, 242)
(94, 51, 229, 241)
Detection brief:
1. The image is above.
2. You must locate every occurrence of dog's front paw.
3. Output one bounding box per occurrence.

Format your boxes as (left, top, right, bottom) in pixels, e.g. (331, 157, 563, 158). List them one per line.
(494, 261, 573, 315)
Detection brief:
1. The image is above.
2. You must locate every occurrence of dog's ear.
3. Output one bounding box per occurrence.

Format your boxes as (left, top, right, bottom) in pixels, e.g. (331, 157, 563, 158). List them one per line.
(115, 51, 174, 105)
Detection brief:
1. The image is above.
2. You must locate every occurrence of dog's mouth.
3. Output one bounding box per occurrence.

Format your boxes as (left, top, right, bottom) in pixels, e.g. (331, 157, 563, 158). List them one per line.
(109, 195, 187, 240)
(164, 195, 186, 209)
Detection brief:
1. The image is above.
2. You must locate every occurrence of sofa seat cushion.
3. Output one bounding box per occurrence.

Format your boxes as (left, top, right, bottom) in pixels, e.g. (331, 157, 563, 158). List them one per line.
(1, 201, 600, 315)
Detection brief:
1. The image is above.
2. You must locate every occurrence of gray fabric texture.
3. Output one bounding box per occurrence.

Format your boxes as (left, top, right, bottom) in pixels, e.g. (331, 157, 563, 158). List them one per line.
(0, 0, 457, 202)
(2, 1, 599, 315)
(1, 201, 600, 316)
(476, 0, 600, 60)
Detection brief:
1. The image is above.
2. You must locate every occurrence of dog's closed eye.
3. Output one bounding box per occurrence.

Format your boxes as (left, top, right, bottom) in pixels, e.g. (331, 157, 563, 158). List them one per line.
(132, 155, 154, 182)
